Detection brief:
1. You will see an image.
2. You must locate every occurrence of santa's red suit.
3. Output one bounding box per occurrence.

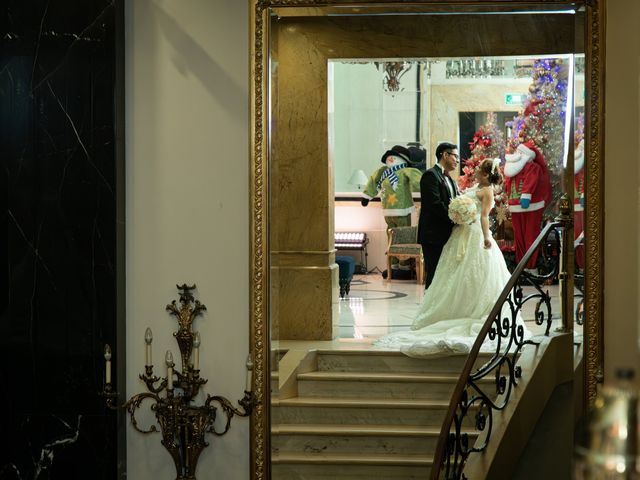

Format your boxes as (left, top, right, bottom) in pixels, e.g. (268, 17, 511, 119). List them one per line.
(504, 143, 552, 270)
(574, 140, 585, 269)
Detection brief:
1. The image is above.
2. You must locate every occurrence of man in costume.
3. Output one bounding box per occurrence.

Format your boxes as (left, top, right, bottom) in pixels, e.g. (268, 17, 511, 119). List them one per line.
(361, 145, 422, 273)
(503, 142, 552, 271)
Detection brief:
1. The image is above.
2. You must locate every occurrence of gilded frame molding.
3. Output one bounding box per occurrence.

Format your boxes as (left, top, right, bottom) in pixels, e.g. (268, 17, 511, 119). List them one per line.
(249, 1, 605, 477)
(583, 0, 605, 406)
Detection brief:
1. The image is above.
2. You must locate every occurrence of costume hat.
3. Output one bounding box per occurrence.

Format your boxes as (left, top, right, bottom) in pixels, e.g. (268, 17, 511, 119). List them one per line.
(380, 145, 411, 164)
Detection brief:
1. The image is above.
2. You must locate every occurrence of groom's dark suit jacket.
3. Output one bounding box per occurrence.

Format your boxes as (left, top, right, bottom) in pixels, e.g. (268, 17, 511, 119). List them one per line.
(417, 165, 457, 247)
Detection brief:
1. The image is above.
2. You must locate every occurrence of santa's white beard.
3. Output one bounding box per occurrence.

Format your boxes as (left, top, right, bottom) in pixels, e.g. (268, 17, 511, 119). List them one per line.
(504, 157, 529, 177)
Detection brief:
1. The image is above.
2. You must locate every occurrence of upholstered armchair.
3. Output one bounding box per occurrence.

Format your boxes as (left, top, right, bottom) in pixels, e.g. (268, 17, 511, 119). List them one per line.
(386, 226, 424, 284)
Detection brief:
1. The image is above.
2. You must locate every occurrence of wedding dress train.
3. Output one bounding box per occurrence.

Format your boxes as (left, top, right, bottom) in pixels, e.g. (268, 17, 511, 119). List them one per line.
(374, 186, 530, 357)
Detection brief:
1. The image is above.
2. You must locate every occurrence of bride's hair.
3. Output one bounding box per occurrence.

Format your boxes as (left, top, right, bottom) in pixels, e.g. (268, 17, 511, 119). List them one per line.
(479, 159, 504, 186)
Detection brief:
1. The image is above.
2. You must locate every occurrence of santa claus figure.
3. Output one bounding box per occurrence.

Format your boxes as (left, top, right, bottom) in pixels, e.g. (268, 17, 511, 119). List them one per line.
(504, 142, 552, 271)
(574, 139, 585, 270)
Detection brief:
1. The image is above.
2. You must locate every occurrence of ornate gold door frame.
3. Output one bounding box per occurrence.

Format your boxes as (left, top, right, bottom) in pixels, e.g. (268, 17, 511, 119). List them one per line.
(248, 2, 605, 478)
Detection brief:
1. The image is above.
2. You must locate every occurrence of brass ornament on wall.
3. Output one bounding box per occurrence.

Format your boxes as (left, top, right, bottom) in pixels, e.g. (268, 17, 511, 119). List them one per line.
(101, 284, 255, 480)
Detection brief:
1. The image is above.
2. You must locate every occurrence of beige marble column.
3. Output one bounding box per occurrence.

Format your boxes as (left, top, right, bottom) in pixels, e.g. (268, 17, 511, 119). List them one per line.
(270, 25, 338, 340)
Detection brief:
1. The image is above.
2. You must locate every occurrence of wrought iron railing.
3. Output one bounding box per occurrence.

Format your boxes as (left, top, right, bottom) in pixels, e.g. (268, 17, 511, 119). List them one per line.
(429, 206, 572, 479)
(512, 226, 562, 336)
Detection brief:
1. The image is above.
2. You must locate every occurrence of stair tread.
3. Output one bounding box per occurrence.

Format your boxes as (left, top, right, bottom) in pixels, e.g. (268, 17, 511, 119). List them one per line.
(299, 371, 461, 381)
(272, 451, 433, 466)
(316, 349, 494, 357)
(273, 396, 450, 408)
(272, 423, 478, 436)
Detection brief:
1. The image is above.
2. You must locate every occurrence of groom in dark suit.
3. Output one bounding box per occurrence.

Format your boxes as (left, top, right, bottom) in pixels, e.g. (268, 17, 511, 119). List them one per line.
(418, 142, 459, 289)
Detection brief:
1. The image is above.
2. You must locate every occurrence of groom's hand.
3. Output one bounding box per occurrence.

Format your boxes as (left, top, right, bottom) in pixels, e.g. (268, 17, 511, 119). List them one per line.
(519, 197, 530, 209)
(361, 198, 369, 207)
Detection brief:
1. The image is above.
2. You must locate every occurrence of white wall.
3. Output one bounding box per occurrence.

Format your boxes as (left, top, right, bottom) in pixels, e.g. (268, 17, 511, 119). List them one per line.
(125, 1, 249, 478)
(332, 62, 418, 193)
(604, 0, 640, 381)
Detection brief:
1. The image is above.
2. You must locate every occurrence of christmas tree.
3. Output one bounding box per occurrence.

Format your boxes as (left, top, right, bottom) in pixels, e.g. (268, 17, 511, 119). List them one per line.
(507, 58, 569, 216)
(457, 112, 506, 191)
(575, 110, 585, 148)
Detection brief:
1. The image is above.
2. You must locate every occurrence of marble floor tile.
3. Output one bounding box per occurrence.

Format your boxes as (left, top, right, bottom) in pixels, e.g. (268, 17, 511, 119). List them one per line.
(278, 273, 583, 353)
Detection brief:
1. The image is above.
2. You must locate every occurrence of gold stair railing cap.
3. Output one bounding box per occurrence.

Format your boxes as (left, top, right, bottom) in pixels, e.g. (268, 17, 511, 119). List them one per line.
(575, 368, 639, 478)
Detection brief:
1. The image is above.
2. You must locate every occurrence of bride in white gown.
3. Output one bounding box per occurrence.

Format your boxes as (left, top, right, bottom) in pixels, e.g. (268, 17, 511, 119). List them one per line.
(375, 159, 530, 357)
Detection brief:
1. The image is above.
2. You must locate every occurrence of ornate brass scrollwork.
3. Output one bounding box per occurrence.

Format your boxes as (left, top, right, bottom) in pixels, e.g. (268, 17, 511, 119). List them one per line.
(101, 284, 255, 480)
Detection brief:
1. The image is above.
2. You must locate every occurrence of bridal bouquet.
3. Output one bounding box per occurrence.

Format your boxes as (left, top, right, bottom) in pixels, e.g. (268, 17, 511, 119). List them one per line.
(448, 196, 477, 225)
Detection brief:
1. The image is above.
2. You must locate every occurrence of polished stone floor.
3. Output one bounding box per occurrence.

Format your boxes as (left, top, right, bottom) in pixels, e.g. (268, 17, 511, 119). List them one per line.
(276, 273, 583, 352)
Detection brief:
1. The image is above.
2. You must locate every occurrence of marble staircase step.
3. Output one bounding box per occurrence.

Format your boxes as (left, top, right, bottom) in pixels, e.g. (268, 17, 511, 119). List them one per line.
(297, 371, 491, 399)
(270, 349, 492, 478)
(272, 423, 478, 456)
(271, 396, 477, 426)
(272, 452, 432, 479)
(316, 349, 495, 374)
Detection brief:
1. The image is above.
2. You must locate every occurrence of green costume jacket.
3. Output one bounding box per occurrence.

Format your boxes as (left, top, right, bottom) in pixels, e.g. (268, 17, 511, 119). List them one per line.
(362, 165, 422, 216)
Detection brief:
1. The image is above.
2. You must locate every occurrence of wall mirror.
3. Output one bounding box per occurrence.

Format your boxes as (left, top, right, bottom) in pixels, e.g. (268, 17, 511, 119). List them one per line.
(249, 2, 603, 478)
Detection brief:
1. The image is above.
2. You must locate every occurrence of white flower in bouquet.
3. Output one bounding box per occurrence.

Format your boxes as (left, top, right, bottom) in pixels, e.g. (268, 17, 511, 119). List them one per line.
(448, 196, 478, 225)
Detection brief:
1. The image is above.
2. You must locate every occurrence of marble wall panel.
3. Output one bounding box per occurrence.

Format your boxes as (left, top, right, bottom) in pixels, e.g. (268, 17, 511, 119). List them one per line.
(0, 1, 123, 478)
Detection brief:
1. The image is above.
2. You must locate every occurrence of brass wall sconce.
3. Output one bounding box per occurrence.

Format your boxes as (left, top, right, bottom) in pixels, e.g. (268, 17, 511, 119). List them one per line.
(101, 284, 254, 480)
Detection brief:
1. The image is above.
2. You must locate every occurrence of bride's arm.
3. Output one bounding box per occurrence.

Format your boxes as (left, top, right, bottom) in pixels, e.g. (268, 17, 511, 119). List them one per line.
(480, 189, 494, 249)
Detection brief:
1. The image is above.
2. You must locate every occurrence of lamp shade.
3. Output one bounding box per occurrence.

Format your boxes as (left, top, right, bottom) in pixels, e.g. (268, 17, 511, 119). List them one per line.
(348, 169, 369, 189)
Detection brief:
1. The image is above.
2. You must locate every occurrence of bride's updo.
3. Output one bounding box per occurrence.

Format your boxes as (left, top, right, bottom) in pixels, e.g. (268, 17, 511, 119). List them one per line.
(479, 158, 504, 186)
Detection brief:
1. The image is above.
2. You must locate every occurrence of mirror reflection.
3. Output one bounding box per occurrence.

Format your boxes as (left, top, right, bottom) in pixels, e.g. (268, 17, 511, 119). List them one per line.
(329, 54, 584, 338)
(267, 8, 585, 478)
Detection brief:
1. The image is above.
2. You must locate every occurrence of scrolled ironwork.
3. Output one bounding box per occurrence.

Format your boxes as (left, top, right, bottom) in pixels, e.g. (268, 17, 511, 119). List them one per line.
(100, 285, 255, 480)
(431, 218, 566, 480)
(510, 224, 562, 335)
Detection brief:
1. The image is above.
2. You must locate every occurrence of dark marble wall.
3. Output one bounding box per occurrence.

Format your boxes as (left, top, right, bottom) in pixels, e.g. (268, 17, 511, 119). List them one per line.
(0, 1, 124, 478)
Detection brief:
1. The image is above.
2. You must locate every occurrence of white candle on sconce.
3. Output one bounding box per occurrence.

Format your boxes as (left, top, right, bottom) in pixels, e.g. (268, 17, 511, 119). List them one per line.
(166, 350, 174, 390)
(104, 344, 112, 384)
(193, 332, 201, 371)
(144, 327, 153, 366)
(246, 355, 254, 392)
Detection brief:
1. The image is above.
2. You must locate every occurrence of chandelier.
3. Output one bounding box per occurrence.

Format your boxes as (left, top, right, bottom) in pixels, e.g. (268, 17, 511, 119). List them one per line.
(446, 58, 506, 79)
(512, 58, 537, 78)
(374, 61, 412, 92)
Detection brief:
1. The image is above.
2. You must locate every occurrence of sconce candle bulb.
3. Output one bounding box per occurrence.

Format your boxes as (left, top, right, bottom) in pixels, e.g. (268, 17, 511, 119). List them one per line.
(104, 344, 112, 384)
(165, 350, 174, 390)
(193, 332, 201, 370)
(246, 355, 254, 392)
(104, 344, 111, 385)
(144, 327, 153, 366)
